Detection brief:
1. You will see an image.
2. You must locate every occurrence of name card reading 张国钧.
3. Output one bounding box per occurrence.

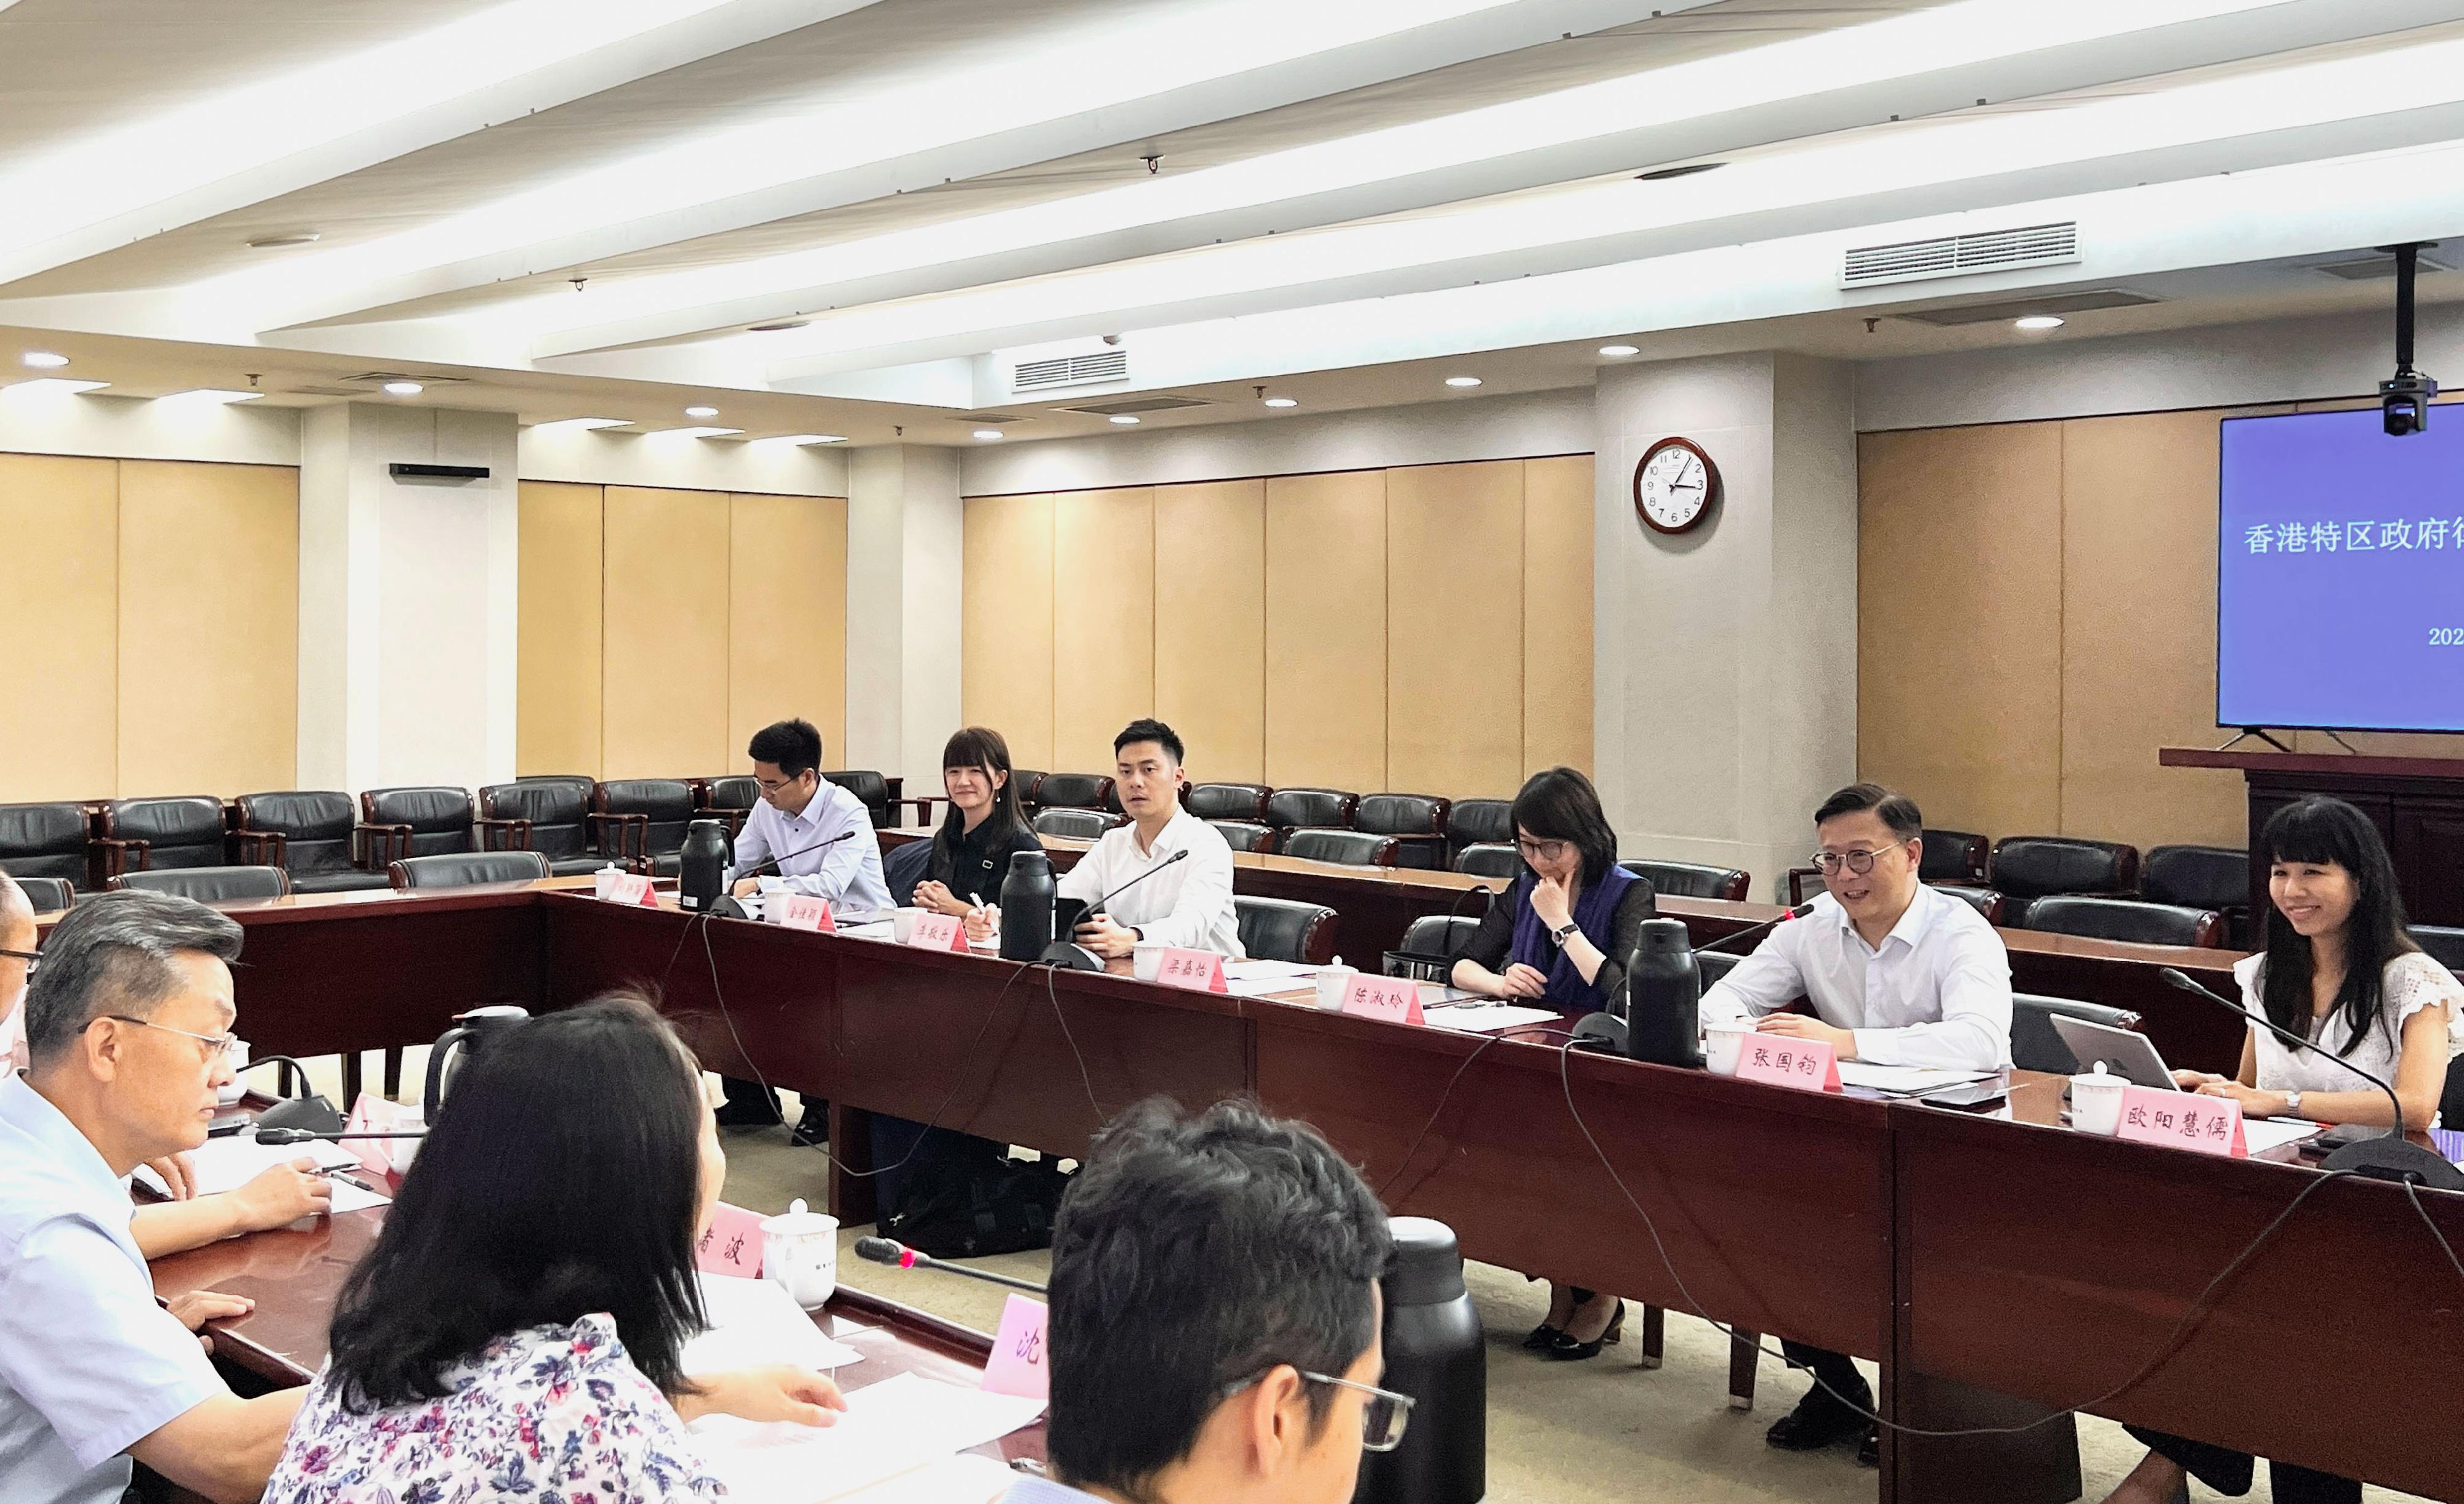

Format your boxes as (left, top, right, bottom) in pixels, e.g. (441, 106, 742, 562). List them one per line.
(1735, 1037, 1842, 1093)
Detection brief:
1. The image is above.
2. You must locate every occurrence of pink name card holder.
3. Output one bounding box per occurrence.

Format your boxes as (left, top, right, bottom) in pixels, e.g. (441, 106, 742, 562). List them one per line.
(980, 1293, 1050, 1401)
(1734, 1037, 1842, 1093)
(904, 912, 967, 952)
(770, 893, 836, 932)
(1154, 947, 1228, 992)
(695, 1200, 767, 1277)
(2117, 1085, 2246, 1157)
(1339, 973, 1425, 1025)
(606, 871, 655, 907)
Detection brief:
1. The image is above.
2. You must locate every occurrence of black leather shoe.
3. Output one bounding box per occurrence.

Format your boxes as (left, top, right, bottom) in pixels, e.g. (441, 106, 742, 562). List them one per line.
(714, 1097, 784, 1129)
(1541, 1301, 1624, 1362)
(1522, 1324, 1565, 1351)
(790, 1112, 826, 1147)
(1765, 1389, 1865, 1452)
(1858, 1426, 1879, 1468)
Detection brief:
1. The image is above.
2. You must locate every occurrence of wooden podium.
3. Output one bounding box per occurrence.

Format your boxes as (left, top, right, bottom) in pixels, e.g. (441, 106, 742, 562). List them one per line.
(2160, 747, 2464, 925)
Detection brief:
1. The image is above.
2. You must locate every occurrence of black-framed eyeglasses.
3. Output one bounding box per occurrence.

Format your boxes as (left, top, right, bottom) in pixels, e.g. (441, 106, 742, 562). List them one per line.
(1514, 838, 1569, 863)
(0, 947, 37, 977)
(94, 1014, 241, 1062)
(1809, 843, 1909, 876)
(1218, 1368, 1414, 1452)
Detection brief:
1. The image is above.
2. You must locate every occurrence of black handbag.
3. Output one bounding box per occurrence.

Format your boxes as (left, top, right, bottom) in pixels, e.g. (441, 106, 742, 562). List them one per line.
(878, 1134, 1071, 1259)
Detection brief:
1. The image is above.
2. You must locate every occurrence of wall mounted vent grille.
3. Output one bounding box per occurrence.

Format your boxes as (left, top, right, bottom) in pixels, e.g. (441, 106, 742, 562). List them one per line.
(1013, 349, 1129, 391)
(1842, 222, 2078, 288)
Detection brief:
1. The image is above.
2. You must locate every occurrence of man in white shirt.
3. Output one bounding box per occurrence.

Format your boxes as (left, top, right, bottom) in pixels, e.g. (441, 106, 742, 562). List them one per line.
(1059, 719, 1243, 960)
(1701, 782, 2014, 1467)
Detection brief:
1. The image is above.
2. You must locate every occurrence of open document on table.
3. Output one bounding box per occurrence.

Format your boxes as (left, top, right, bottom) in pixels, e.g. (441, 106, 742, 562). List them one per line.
(691, 1371, 1044, 1503)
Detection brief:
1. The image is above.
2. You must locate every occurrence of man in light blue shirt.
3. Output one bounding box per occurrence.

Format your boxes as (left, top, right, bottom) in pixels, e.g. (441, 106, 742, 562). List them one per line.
(1, 891, 305, 1504)
(731, 717, 891, 910)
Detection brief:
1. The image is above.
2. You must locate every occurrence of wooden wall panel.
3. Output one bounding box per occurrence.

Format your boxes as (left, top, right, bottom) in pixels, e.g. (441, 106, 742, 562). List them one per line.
(730, 492, 848, 770)
(115, 461, 297, 796)
(0, 454, 117, 801)
(601, 487, 730, 779)
(1154, 480, 1266, 783)
(1522, 455, 1595, 782)
(1051, 488, 1156, 773)
(1387, 461, 1525, 794)
(516, 482, 604, 778)
(1266, 471, 1388, 791)
(963, 492, 1056, 770)
(1858, 425, 2065, 836)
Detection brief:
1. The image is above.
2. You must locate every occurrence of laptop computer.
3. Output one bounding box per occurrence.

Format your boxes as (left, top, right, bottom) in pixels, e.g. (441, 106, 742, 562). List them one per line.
(2050, 1014, 2181, 1090)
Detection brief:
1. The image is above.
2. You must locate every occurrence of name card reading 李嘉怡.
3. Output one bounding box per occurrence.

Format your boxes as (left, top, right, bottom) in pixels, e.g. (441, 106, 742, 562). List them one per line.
(695, 1201, 766, 1277)
(1735, 1036, 1842, 1093)
(981, 1293, 1050, 1401)
(2117, 1084, 2247, 1157)
(1154, 948, 1228, 992)
(769, 893, 835, 932)
(1339, 974, 1425, 1025)
(904, 912, 967, 952)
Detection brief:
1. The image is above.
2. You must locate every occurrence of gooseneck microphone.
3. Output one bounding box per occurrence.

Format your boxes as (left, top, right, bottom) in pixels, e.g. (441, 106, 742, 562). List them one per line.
(256, 1126, 429, 1145)
(854, 1235, 1049, 1293)
(2157, 967, 2464, 1190)
(1693, 900, 1814, 958)
(1085, 848, 1189, 919)
(1044, 849, 1193, 970)
(707, 828, 860, 920)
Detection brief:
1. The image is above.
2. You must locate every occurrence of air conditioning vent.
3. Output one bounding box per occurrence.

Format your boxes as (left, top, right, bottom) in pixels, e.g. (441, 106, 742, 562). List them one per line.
(339, 370, 469, 386)
(1013, 349, 1129, 392)
(2309, 249, 2458, 281)
(1842, 222, 2079, 288)
(1061, 396, 1210, 416)
(1896, 288, 2158, 326)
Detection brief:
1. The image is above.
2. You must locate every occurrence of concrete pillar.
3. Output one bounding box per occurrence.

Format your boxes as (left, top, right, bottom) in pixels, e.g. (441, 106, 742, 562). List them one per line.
(845, 444, 964, 791)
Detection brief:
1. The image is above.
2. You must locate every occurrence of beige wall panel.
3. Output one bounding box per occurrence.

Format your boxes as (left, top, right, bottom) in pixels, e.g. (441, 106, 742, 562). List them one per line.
(962, 493, 1056, 769)
(1266, 471, 1388, 791)
(1154, 480, 1266, 783)
(1387, 461, 1525, 795)
(730, 492, 848, 770)
(602, 487, 731, 779)
(116, 461, 298, 796)
(1522, 455, 1595, 783)
(516, 482, 604, 778)
(1858, 425, 2065, 836)
(0, 454, 117, 801)
(1051, 488, 1156, 773)
(2059, 413, 2248, 847)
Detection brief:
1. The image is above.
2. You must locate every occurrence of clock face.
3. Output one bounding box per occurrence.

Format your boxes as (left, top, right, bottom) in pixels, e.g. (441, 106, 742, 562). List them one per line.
(1633, 438, 1717, 534)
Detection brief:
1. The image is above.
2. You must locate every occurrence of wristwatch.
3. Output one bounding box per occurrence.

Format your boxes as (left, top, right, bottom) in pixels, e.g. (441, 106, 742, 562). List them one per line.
(2284, 1090, 2303, 1117)
(1550, 921, 1580, 946)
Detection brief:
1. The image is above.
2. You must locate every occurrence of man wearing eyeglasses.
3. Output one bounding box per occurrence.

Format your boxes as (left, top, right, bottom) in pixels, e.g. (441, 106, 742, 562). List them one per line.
(0, 890, 313, 1504)
(1005, 1097, 1407, 1504)
(1701, 782, 2012, 1469)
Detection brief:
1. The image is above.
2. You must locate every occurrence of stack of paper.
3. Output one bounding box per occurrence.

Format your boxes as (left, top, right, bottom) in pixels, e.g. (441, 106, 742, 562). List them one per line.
(1425, 1003, 1562, 1034)
(691, 1371, 1044, 1502)
(1833, 1062, 1995, 1095)
(686, 1272, 863, 1374)
(132, 1132, 390, 1213)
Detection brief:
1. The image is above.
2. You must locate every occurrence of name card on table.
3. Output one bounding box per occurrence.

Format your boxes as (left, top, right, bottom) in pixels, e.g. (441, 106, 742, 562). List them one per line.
(1155, 947, 1228, 993)
(904, 912, 967, 952)
(602, 871, 656, 907)
(769, 893, 836, 932)
(981, 1294, 1050, 1401)
(1735, 1037, 1842, 1093)
(2117, 1085, 2246, 1157)
(695, 1200, 766, 1277)
(1340, 974, 1425, 1025)
(341, 1091, 421, 1178)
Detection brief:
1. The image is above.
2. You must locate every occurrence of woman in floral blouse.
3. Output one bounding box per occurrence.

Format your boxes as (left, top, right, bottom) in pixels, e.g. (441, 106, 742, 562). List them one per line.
(265, 994, 844, 1503)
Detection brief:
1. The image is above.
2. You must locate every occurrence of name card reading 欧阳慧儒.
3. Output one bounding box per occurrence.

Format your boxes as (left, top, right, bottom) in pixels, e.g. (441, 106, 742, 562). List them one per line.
(904, 912, 967, 952)
(769, 893, 835, 932)
(1734, 1037, 1842, 1093)
(980, 1293, 1050, 1401)
(695, 1201, 766, 1277)
(2117, 1084, 2247, 1157)
(1339, 974, 1425, 1025)
(1154, 948, 1228, 992)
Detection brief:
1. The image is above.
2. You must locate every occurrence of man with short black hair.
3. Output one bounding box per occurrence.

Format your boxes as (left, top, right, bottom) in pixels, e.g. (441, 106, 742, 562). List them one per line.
(732, 717, 890, 910)
(1, 891, 311, 1504)
(1057, 718, 1242, 958)
(1701, 781, 2013, 1466)
(1006, 1098, 1404, 1504)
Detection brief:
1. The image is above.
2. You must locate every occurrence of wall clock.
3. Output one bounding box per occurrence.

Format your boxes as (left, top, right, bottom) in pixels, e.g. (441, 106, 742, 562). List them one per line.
(1633, 437, 1719, 534)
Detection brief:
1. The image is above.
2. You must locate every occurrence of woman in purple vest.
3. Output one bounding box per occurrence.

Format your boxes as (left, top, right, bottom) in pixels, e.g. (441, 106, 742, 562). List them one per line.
(1450, 766, 1657, 1361)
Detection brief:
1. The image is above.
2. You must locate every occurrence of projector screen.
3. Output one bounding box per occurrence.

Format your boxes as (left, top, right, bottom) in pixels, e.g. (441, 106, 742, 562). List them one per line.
(2218, 408, 2464, 732)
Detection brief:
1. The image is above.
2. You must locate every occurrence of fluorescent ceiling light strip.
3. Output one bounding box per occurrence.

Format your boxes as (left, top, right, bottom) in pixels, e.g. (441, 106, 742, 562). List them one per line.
(0, 0, 745, 260)
(530, 416, 633, 431)
(198, 0, 1525, 320)
(506, 0, 2293, 340)
(750, 29, 2464, 365)
(0, 378, 109, 397)
(642, 426, 742, 438)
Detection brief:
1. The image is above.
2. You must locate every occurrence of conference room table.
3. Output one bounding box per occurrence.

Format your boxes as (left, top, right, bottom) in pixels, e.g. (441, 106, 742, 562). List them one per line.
(68, 876, 2464, 1503)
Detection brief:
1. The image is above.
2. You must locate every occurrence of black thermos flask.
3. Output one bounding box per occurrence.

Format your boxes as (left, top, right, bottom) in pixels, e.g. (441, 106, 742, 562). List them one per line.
(1624, 917, 1703, 1068)
(999, 849, 1056, 961)
(678, 819, 730, 912)
(1356, 1216, 1485, 1504)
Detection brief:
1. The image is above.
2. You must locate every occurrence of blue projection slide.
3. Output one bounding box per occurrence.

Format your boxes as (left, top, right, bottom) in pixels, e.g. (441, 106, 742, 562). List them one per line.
(2219, 410, 2464, 731)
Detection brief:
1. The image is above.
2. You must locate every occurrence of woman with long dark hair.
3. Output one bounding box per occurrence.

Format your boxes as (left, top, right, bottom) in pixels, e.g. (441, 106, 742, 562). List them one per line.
(2102, 796, 2462, 1504)
(911, 726, 1040, 940)
(264, 996, 844, 1503)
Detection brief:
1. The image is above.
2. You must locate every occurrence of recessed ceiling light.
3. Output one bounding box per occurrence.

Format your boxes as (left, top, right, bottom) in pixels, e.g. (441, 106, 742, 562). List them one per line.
(1598, 344, 1639, 358)
(1262, 396, 1299, 409)
(1108, 413, 1141, 426)
(1445, 375, 1483, 389)
(2014, 315, 2066, 331)
(245, 232, 322, 249)
(532, 416, 632, 431)
(646, 425, 742, 439)
(973, 429, 1004, 441)
(160, 388, 261, 403)
(748, 320, 810, 333)
(684, 405, 719, 418)
(1, 378, 108, 398)
(21, 351, 69, 369)
(762, 433, 848, 445)
(382, 380, 424, 396)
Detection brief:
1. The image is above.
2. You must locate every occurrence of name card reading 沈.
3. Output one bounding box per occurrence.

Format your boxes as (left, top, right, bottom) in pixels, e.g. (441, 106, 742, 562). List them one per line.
(904, 912, 967, 952)
(1734, 1036, 1842, 1093)
(2117, 1084, 2246, 1157)
(1154, 948, 1228, 992)
(980, 1293, 1050, 1401)
(1340, 974, 1425, 1025)
(695, 1201, 766, 1277)
(769, 893, 835, 932)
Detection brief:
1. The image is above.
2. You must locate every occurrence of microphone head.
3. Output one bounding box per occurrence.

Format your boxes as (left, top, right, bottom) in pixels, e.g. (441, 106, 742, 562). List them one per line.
(853, 1235, 910, 1266)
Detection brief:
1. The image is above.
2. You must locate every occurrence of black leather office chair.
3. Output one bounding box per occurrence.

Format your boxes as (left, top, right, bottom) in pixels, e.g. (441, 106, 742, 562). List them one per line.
(15, 876, 72, 914)
(2144, 845, 2252, 948)
(2411, 925, 2464, 972)
(2010, 993, 2146, 1074)
(1919, 829, 1990, 884)
(593, 779, 698, 877)
(116, 865, 291, 903)
(360, 786, 478, 862)
(1234, 896, 1338, 965)
(235, 791, 392, 894)
(2021, 896, 2224, 948)
(1011, 770, 1048, 813)
(1618, 859, 1751, 902)
(1210, 820, 1278, 854)
(697, 775, 761, 836)
(1988, 836, 2141, 928)
(1033, 807, 1125, 841)
(1186, 783, 1273, 822)
(823, 770, 893, 828)
(478, 780, 605, 876)
(0, 802, 92, 891)
(1933, 885, 2008, 925)
(1448, 798, 1513, 862)
(387, 851, 551, 891)
(1266, 788, 1358, 831)
(1454, 843, 1520, 880)
(96, 796, 227, 881)
(1695, 948, 1742, 989)
(1281, 829, 1400, 867)
(1356, 794, 1450, 869)
(1393, 915, 1480, 972)
(1034, 773, 1114, 812)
